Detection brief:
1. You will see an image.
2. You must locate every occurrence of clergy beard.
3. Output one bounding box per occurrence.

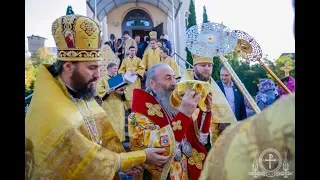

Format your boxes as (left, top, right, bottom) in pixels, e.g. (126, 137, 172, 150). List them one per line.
(195, 69, 211, 82)
(70, 68, 97, 101)
(155, 88, 177, 117)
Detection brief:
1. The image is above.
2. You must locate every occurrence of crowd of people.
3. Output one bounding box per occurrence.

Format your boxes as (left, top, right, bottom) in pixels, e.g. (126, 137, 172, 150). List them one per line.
(104, 31, 172, 67)
(245, 76, 296, 117)
(25, 3, 295, 179)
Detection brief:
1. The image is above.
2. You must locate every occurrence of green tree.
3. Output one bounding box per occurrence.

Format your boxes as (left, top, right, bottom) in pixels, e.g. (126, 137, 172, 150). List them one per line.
(224, 51, 239, 68)
(263, 54, 294, 82)
(212, 57, 221, 80)
(25, 58, 36, 90)
(263, 56, 277, 72)
(222, 52, 268, 96)
(25, 57, 37, 106)
(274, 54, 295, 79)
(25, 81, 35, 106)
(26, 48, 56, 101)
(202, 6, 209, 23)
(186, 0, 197, 67)
(31, 47, 56, 68)
(251, 63, 268, 84)
(187, 0, 197, 31)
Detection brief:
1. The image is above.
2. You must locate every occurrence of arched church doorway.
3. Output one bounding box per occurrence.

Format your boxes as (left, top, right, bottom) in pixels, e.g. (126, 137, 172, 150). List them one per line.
(122, 9, 153, 42)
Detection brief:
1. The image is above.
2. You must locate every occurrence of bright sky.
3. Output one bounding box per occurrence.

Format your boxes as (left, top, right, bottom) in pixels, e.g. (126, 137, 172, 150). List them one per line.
(195, 0, 295, 60)
(25, 0, 295, 60)
(25, 0, 87, 47)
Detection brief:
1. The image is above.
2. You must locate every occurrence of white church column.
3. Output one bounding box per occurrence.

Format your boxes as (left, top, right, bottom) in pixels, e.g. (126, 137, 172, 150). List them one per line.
(102, 16, 108, 43)
(179, 7, 188, 65)
(177, 9, 186, 70)
(94, 0, 97, 21)
(171, 0, 176, 55)
(167, 16, 173, 42)
(177, 9, 183, 67)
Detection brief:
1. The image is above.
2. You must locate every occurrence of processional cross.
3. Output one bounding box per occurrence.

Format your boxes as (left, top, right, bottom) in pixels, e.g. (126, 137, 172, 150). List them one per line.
(280, 62, 293, 77)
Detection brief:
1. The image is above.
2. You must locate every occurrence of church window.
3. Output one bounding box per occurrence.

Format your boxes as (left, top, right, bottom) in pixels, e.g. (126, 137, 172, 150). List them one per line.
(126, 20, 150, 27)
(125, 10, 151, 27)
(126, 10, 151, 27)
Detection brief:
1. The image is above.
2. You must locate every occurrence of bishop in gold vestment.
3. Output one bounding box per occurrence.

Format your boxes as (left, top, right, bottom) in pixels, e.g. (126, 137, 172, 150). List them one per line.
(25, 64, 146, 179)
(119, 46, 145, 109)
(96, 62, 126, 142)
(25, 13, 154, 180)
(200, 93, 295, 180)
(181, 55, 237, 145)
(142, 38, 161, 71)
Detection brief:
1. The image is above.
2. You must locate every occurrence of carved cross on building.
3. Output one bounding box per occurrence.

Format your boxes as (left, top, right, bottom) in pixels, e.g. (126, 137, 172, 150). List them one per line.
(280, 62, 293, 77)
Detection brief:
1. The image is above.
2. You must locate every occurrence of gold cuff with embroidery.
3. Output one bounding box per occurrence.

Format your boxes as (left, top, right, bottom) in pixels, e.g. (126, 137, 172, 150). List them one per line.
(119, 150, 146, 171)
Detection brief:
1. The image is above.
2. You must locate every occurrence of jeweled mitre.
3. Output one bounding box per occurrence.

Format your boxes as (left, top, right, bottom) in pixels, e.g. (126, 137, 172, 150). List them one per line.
(51, 14, 102, 61)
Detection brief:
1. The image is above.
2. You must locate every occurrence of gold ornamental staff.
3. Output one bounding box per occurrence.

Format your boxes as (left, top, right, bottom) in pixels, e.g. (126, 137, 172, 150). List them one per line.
(185, 22, 261, 113)
(219, 56, 261, 113)
(233, 30, 292, 94)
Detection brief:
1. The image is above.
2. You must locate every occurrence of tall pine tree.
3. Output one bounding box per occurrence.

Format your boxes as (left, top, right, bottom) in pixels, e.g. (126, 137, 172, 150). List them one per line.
(212, 57, 221, 80)
(202, 6, 221, 80)
(186, 0, 197, 67)
(202, 6, 208, 23)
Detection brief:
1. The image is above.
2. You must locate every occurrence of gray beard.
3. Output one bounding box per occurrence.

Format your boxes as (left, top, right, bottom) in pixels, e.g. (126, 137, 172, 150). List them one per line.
(154, 90, 177, 118)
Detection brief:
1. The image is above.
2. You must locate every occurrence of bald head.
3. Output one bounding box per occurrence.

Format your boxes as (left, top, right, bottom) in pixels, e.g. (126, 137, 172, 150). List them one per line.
(146, 64, 176, 93)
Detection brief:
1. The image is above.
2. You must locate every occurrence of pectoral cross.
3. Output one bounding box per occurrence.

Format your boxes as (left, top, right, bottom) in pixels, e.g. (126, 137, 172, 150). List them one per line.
(280, 62, 293, 77)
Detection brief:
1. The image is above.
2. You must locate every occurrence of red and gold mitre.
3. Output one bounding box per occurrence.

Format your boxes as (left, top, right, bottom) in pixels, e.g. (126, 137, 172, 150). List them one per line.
(51, 14, 102, 61)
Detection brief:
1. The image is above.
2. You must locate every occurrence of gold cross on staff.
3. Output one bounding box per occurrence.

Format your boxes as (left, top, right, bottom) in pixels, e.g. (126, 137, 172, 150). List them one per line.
(280, 62, 294, 77)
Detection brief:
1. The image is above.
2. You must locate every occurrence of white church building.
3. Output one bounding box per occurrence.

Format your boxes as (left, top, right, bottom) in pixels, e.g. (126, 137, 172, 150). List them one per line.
(86, 0, 192, 69)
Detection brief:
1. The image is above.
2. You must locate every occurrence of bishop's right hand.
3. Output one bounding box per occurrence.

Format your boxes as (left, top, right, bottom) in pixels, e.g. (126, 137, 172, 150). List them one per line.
(144, 148, 169, 166)
(179, 91, 202, 117)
